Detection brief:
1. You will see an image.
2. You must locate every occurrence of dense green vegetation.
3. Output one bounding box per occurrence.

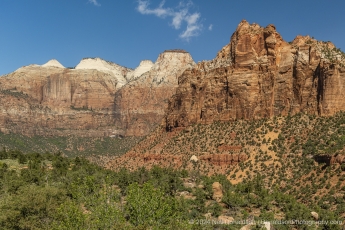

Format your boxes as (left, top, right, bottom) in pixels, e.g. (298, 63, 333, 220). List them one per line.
(0, 149, 343, 229)
(0, 131, 141, 157)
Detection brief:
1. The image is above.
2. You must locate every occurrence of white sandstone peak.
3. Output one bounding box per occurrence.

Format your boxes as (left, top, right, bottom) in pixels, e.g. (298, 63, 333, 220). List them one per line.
(125, 50, 195, 88)
(42, 59, 65, 68)
(139, 60, 154, 65)
(126, 59, 154, 81)
(149, 50, 195, 84)
(75, 57, 131, 88)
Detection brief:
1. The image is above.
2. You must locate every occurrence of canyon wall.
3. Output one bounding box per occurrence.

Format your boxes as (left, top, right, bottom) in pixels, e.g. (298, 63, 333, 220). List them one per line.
(1, 20, 345, 138)
(113, 50, 195, 136)
(165, 20, 345, 130)
(0, 59, 130, 136)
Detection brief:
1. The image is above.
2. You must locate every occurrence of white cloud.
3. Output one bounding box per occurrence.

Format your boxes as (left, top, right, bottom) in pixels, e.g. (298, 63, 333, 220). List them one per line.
(136, 0, 203, 41)
(89, 0, 100, 6)
(137, 0, 170, 17)
(208, 24, 213, 31)
(172, 9, 187, 29)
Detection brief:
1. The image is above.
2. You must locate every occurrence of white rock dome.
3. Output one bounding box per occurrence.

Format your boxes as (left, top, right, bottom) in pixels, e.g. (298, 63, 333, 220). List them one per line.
(42, 59, 65, 68)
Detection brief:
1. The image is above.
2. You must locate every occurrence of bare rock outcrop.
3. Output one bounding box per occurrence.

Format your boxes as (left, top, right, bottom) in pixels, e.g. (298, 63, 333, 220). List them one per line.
(166, 20, 345, 130)
(314, 154, 345, 166)
(42, 59, 65, 68)
(126, 60, 154, 81)
(75, 57, 132, 88)
(200, 153, 248, 166)
(114, 50, 195, 136)
(212, 182, 223, 202)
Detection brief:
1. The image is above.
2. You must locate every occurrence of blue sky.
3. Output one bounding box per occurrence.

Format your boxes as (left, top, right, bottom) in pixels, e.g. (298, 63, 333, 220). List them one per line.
(0, 0, 344, 75)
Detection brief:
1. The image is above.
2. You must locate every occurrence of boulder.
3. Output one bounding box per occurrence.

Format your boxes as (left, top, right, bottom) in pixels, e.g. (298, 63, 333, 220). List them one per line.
(311, 211, 319, 220)
(190, 155, 198, 162)
(212, 182, 223, 202)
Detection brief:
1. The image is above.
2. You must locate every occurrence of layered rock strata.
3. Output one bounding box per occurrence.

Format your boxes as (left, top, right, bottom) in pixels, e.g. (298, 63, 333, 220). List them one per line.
(166, 20, 345, 130)
(126, 60, 154, 81)
(75, 57, 131, 88)
(0, 63, 123, 136)
(113, 50, 195, 136)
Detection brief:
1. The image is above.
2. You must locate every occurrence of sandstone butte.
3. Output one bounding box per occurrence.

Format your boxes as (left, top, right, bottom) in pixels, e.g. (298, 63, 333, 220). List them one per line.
(165, 20, 345, 131)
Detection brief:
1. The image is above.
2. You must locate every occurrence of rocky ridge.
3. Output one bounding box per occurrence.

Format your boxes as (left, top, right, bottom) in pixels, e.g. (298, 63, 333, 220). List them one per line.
(106, 20, 345, 175)
(1, 20, 345, 139)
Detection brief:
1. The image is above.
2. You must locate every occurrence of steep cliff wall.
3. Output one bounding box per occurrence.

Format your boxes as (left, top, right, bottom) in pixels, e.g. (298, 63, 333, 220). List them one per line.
(113, 50, 195, 136)
(0, 64, 121, 136)
(0, 57, 161, 137)
(166, 20, 345, 130)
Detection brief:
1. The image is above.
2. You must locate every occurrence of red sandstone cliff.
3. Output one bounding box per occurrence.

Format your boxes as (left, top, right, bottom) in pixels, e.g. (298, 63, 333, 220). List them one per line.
(1, 20, 345, 139)
(0, 60, 129, 136)
(165, 20, 345, 130)
(113, 50, 195, 136)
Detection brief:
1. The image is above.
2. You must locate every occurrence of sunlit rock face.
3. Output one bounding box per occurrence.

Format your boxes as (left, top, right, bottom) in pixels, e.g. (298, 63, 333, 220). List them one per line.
(0, 61, 122, 137)
(113, 50, 195, 136)
(75, 57, 132, 88)
(0, 52, 194, 137)
(126, 60, 154, 81)
(166, 20, 345, 130)
(42, 59, 65, 68)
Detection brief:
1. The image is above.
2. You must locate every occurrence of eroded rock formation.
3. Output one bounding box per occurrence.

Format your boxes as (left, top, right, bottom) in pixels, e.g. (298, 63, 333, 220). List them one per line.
(0, 55, 166, 137)
(200, 153, 248, 166)
(75, 57, 131, 88)
(126, 60, 154, 81)
(212, 182, 223, 202)
(113, 50, 195, 136)
(0, 64, 123, 136)
(166, 20, 345, 130)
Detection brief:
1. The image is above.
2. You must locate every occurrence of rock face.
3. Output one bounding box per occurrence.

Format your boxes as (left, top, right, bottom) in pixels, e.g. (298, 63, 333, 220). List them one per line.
(314, 154, 345, 166)
(200, 153, 248, 166)
(75, 57, 132, 88)
(126, 60, 154, 81)
(114, 50, 195, 136)
(42, 59, 65, 68)
(166, 20, 345, 130)
(0, 57, 159, 137)
(212, 182, 223, 202)
(0, 63, 124, 136)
